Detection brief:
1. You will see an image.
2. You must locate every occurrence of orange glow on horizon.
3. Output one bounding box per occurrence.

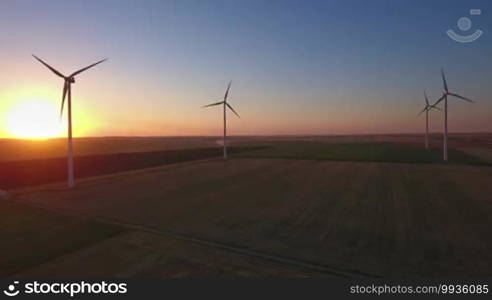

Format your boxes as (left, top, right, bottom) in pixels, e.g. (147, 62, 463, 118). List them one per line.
(0, 87, 98, 139)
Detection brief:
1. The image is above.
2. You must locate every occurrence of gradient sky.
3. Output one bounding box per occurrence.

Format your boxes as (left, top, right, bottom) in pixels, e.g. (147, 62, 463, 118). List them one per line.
(0, 0, 491, 137)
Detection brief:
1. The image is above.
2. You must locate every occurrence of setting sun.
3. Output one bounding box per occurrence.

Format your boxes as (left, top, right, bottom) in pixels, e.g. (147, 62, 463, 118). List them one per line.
(5, 100, 64, 139)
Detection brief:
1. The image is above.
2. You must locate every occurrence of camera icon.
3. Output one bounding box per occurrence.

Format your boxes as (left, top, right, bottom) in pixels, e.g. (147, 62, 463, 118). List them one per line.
(447, 9, 483, 43)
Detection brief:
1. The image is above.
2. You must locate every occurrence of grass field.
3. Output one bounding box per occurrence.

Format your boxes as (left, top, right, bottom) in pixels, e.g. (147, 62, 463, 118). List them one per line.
(2, 201, 321, 278)
(2, 136, 492, 278)
(2, 133, 490, 162)
(1, 139, 488, 190)
(0, 146, 262, 189)
(0, 202, 124, 277)
(0, 137, 221, 162)
(239, 141, 487, 165)
(12, 157, 492, 277)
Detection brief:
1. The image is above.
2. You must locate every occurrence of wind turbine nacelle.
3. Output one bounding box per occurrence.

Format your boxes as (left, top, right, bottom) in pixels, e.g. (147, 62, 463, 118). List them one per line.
(68, 77, 75, 83)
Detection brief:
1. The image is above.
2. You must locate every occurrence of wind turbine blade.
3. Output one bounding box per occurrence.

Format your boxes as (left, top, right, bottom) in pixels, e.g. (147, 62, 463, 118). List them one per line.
(32, 55, 65, 78)
(226, 103, 240, 118)
(429, 105, 442, 111)
(424, 90, 429, 106)
(60, 82, 68, 119)
(448, 92, 474, 103)
(202, 101, 224, 108)
(430, 94, 445, 109)
(441, 68, 448, 92)
(70, 58, 107, 77)
(417, 107, 428, 116)
(224, 81, 232, 101)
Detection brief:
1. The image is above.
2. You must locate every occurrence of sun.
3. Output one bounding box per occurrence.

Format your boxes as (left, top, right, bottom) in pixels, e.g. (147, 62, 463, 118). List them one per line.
(6, 99, 64, 139)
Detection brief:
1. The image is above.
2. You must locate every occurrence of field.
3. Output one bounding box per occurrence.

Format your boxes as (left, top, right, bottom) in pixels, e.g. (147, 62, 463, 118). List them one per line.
(0, 202, 317, 278)
(239, 141, 488, 164)
(0, 137, 221, 161)
(0, 146, 261, 189)
(1, 134, 492, 278)
(0, 202, 123, 277)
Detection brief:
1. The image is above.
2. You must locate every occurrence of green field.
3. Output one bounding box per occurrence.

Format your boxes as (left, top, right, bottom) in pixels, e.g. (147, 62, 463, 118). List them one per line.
(239, 141, 487, 165)
(0, 137, 220, 162)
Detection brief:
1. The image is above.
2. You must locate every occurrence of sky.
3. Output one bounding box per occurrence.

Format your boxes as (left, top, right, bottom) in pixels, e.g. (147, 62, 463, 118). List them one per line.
(0, 0, 491, 138)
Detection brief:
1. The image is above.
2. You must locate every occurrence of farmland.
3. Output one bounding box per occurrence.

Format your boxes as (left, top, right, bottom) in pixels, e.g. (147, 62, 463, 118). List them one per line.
(1, 135, 492, 277)
(0, 137, 221, 162)
(238, 141, 487, 164)
(0, 146, 262, 189)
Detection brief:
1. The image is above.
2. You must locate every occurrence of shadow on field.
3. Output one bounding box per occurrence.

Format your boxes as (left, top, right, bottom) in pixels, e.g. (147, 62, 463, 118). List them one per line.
(0, 146, 263, 189)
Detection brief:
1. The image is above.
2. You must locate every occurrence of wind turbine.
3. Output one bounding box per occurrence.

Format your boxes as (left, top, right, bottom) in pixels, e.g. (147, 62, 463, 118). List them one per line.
(418, 90, 441, 149)
(32, 55, 107, 188)
(431, 68, 474, 161)
(203, 81, 240, 160)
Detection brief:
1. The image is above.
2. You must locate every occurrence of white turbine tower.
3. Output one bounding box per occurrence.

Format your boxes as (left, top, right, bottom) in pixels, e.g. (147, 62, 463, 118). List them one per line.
(203, 81, 240, 160)
(32, 55, 107, 188)
(431, 69, 474, 161)
(418, 90, 441, 149)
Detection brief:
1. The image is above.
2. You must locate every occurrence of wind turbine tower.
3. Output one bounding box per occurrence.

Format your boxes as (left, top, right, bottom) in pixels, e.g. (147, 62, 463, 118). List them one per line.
(203, 81, 240, 160)
(418, 90, 441, 149)
(33, 55, 107, 188)
(431, 69, 474, 161)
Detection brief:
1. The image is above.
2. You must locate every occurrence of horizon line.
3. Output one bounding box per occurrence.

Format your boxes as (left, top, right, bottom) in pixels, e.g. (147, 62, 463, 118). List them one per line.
(1, 131, 491, 141)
